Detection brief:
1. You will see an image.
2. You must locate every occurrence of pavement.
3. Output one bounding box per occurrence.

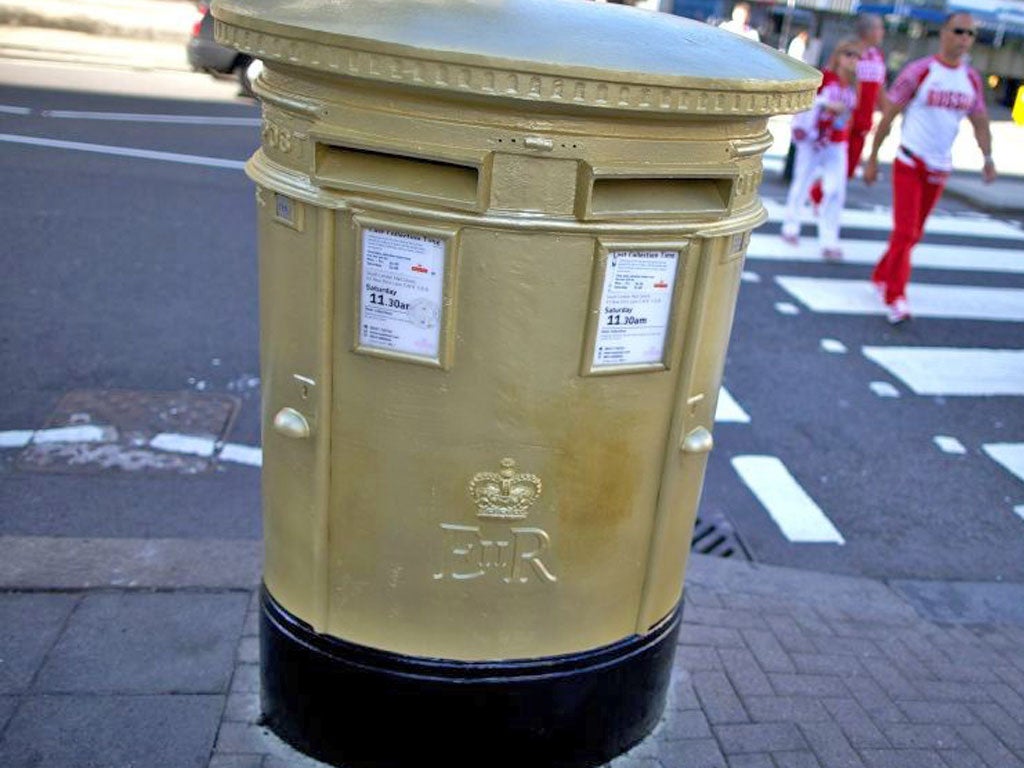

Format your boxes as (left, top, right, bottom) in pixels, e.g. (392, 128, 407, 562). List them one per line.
(3, 542, 1024, 768)
(2, 5, 1024, 768)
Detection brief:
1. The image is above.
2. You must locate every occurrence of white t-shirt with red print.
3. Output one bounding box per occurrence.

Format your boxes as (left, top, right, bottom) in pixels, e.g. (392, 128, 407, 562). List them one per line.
(888, 55, 986, 172)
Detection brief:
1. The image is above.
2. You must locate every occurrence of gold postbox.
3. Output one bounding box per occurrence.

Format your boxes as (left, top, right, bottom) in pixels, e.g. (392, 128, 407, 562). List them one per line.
(214, 1, 818, 765)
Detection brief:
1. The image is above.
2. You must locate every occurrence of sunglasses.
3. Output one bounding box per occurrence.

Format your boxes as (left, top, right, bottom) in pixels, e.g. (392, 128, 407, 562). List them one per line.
(840, 50, 860, 57)
(951, 27, 976, 37)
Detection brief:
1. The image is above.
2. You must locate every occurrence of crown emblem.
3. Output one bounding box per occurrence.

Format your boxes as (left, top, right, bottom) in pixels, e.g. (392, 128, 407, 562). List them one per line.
(468, 458, 542, 520)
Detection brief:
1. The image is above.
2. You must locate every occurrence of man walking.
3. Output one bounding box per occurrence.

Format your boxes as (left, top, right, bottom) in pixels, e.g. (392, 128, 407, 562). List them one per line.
(864, 12, 996, 324)
(849, 15, 887, 178)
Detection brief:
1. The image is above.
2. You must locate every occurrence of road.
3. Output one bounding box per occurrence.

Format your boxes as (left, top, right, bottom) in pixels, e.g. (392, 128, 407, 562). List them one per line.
(0, 64, 262, 540)
(1, 60, 1022, 583)
(707, 171, 1024, 581)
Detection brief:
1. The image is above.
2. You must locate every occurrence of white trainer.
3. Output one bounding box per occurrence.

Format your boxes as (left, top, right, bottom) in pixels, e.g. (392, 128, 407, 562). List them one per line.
(887, 297, 911, 325)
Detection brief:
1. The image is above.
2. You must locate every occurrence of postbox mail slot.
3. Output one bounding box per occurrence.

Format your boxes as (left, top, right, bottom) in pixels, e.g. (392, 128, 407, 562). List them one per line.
(315, 144, 481, 210)
(589, 176, 732, 219)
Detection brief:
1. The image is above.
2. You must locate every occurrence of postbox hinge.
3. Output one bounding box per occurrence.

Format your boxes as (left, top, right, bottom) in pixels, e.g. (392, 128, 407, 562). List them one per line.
(523, 136, 555, 152)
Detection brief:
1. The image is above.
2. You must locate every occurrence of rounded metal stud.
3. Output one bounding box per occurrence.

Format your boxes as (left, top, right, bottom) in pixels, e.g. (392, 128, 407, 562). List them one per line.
(273, 407, 311, 439)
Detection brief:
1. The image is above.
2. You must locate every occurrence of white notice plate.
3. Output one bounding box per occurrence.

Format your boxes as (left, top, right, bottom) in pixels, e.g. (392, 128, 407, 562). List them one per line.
(359, 228, 446, 361)
(592, 250, 678, 369)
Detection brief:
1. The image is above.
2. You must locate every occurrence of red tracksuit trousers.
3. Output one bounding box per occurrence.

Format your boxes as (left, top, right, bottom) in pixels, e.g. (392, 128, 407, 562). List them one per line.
(872, 157, 948, 305)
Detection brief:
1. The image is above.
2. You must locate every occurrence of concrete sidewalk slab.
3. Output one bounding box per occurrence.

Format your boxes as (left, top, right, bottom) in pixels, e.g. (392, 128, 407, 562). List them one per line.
(0, 0, 195, 42)
(944, 173, 1024, 216)
(0, 587, 250, 768)
(0, 694, 224, 768)
(892, 580, 1024, 627)
(0, 594, 77, 692)
(0, 26, 190, 71)
(34, 591, 248, 694)
(0, 536, 261, 589)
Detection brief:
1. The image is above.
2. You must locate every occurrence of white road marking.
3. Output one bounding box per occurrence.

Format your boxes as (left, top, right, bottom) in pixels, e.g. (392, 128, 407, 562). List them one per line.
(0, 133, 247, 170)
(741, 271, 761, 283)
(150, 433, 217, 458)
(33, 425, 113, 444)
(776, 277, 1024, 323)
(820, 338, 848, 354)
(219, 443, 263, 467)
(934, 436, 967, 455)
(775, 302, 800, 315)
(869, 381, 901, 398)
(40, 110, 261, 126)
(0, 104, 32, 115)
(715, 387, 750, 424)
(864, 348, 1024, 397)
(1015, 505, 1024, 522)
(0, 430, 34, 448)
(762, 199, 1024, 241)
(731, 455, 845, 544)
(983, 443, 1024, 484)
(750, 234, 1024, 275)
(0, 426, 262, 467)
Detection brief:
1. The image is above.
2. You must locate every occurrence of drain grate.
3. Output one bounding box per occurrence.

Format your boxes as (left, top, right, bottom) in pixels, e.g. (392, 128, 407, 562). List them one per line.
(691, 513, 752, 560)
(17, 390, 239, 475)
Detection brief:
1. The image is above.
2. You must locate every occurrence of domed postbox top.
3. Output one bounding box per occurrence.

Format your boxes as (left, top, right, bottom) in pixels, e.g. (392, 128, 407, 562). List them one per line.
(213, 0, 819, 117)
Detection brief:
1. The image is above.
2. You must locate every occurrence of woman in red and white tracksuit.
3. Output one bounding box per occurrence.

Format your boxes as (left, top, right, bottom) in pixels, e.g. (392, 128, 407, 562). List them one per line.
(865, 12, 996, 324)
(781, 38, 861, 261)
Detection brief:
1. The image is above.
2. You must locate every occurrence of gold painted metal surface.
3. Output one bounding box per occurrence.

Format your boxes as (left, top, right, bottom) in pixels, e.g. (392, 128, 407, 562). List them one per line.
(214, 0, 818, 116)
(217, 0, 818, 660)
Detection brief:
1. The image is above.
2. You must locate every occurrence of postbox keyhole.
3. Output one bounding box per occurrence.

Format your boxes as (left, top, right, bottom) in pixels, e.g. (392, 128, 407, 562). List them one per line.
(293, 374, 316, 401)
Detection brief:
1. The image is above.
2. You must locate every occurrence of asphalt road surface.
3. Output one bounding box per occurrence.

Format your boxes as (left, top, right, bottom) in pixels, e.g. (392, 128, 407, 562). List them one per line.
(1, 63, 1022, 583)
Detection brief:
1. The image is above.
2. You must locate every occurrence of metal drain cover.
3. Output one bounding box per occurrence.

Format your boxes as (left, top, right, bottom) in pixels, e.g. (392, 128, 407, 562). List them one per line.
(691, 513, 752, 560)
(17, 390, 239, 475)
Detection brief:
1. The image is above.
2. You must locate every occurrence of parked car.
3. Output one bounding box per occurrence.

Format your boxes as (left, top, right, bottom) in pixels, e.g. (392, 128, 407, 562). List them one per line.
(187, 3, 255, 95)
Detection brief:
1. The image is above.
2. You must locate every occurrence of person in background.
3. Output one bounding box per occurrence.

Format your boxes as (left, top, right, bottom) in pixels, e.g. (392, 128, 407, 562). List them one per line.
(864, 12, 996, 324)
(781, 37, 861, 261)
(719, 2, 760, 42)
(810, 14, 885, 203)
(787, 28, 810, 63)
(849, 15, 887, 176)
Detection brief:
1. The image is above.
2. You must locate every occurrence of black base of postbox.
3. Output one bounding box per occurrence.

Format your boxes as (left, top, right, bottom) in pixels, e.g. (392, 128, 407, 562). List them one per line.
(259, 585, 681, 768)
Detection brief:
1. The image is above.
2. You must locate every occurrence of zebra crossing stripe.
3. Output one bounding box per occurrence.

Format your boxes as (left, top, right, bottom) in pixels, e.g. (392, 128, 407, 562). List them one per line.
(715, 387, 750, 424)
(983, 443, 1024, 484)
(731, 455, 845, 544)
(775, 277, 1024, 323)
(761, 199, 1024, 241)
(749, 234, 1024, 275)
(863, 348, 1024, 396)
(934, 436, 968, 455)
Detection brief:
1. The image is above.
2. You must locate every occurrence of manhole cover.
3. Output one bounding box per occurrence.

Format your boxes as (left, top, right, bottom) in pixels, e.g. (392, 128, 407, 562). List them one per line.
(691, 513, 752, 560)
(17, 390, 239, 475)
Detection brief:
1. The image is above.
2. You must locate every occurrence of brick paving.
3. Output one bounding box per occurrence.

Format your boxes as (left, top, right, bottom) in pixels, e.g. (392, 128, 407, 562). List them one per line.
(199, 557, 1024, 768)
(2, 551, 1023, 767)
